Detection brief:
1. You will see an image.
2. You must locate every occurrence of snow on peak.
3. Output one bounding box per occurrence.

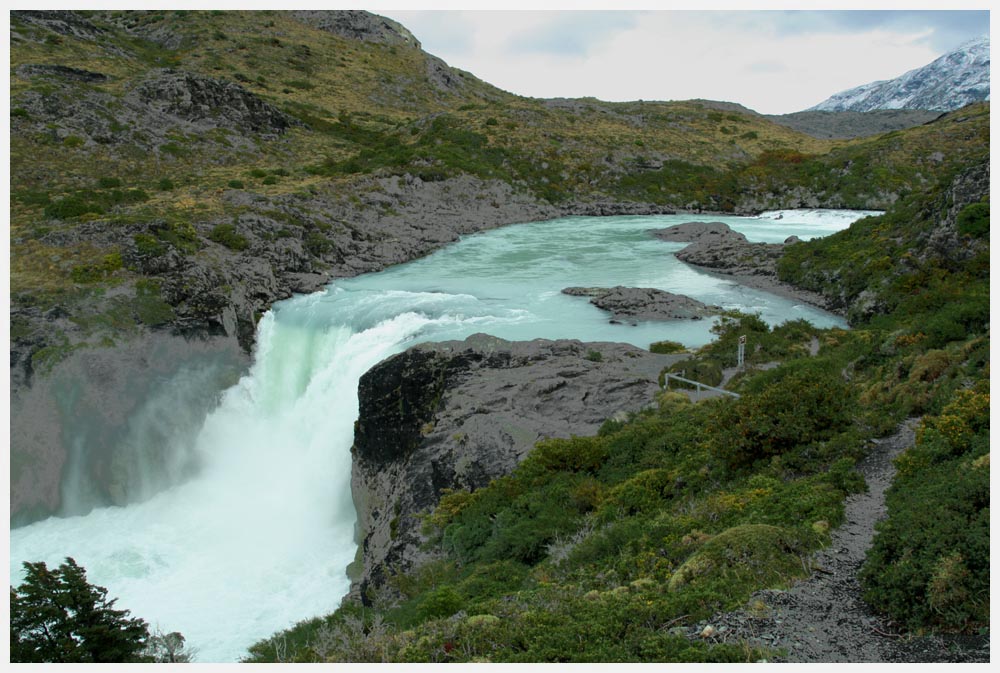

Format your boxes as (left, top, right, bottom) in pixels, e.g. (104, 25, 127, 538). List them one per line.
(808, 35, 990, 113)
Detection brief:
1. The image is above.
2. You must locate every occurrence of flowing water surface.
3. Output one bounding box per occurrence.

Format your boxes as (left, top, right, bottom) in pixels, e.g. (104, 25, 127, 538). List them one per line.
(9, 210, 877, 661)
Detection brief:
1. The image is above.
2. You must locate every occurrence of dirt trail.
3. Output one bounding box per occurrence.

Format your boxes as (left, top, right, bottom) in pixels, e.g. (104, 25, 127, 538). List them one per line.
(687, 418, 990, 663)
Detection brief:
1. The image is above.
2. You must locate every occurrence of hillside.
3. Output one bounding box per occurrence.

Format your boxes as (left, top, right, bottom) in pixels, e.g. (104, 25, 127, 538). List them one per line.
(8, 10, 990, 664)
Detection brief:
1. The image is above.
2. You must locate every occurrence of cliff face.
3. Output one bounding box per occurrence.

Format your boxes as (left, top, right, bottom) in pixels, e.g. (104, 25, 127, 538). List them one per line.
(350, 334, 684, 601)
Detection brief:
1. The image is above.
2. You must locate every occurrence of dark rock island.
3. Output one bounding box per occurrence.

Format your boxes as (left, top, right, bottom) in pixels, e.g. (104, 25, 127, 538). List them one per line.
(561, 286, 720, 323)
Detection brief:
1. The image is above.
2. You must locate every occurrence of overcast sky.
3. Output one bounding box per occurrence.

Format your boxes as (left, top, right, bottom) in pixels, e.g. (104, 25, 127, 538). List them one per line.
(377, 7, 990, 114)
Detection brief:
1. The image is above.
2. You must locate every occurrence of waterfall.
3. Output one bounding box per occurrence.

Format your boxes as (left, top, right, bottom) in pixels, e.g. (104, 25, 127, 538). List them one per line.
(10, 211, 869, 661)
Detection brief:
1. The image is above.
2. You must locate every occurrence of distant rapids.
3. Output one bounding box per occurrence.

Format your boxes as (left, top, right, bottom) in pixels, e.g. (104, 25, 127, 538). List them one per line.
(9, 210, 878, 661)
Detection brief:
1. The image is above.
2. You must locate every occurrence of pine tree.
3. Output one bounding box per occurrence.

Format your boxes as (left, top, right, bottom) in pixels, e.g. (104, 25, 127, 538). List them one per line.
(10, 557, 152, 663)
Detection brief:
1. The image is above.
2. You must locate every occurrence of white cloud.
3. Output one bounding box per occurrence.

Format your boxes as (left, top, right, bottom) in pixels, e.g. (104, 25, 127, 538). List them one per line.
(381, 10, 968, 113)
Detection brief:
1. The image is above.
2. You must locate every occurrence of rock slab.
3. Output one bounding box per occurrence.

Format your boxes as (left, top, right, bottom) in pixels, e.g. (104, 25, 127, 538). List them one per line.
(562, 286, 719, 323)
(350, 333, 683, 601)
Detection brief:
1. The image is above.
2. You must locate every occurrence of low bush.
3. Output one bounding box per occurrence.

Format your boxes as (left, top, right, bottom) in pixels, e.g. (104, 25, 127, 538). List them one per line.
(208, 223, 249, 251)
(71, 252, 123, 283)
(956, 201, 989, 238)
(707, 358, 855, 470)
(649, 340, 686, 354)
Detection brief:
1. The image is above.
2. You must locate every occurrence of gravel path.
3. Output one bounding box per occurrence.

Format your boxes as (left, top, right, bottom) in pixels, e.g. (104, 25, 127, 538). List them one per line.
(687, 418, 990, 663)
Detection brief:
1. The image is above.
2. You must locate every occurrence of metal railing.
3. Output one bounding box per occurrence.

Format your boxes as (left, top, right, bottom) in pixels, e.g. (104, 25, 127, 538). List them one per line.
(662, 373, 740, 399)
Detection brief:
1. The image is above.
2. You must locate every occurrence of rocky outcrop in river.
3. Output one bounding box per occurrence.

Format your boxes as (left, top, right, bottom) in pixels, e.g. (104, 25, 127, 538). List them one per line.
(350, 333, 684, 601)
(561, 286, 720, 323)
(651, 221, 835, 311)
(652, 221, 786, 277)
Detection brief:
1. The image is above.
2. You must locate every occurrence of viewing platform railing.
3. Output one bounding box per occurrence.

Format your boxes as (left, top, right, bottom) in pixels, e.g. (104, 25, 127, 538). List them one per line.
(662, 373, 741, 399)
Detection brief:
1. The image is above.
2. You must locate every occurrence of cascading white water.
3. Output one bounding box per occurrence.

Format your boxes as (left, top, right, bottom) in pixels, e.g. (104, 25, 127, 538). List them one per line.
(9, 211, 877, 661)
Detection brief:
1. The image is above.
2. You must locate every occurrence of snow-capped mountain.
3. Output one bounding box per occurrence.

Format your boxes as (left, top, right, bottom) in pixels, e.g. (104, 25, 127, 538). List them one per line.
(809, 35, 990, 112)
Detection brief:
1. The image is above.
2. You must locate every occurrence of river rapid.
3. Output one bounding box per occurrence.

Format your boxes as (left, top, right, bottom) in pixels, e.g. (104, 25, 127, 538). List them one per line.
(9, 210, 877, 661)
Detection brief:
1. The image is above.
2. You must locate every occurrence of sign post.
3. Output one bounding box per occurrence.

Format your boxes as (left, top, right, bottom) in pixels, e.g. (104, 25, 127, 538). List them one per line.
(738, 335, 746, 369)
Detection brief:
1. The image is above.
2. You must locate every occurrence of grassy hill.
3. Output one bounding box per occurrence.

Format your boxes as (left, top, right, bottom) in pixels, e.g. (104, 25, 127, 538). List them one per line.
(9, 11, 987, 329)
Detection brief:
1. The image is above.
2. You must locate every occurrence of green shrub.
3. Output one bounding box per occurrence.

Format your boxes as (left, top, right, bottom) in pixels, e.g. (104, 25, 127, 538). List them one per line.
(249, 168, 268, 178)
(664, 358, 723, 389)
(305, 232, 333, 256)
(262, 175, 278, 185)
(44, 196, 103, 219)
(133, 233, 167, 258)
(227, 179, 245, 189)
(521, 436, 609, 475)
(14, 189, 52, 206)
(956, 201, 989, 238)
(157, 178, 175, 191)
(585, 350, 603, 362)
(415, 586, 464, 621)
(159, 142, 188, 157)
(649, 340, 686, 354)
(152, 220, 199, 253)
(71, 252, 123, 283)
(62, 135, 85, 148)
(132, 279, 175, 326)
(208, 223, 249, 251)
(97, 177, 122, 189)
(667, 524, 809, 593)
(602, 468, 676, 517)
(708, 358, 855, 470)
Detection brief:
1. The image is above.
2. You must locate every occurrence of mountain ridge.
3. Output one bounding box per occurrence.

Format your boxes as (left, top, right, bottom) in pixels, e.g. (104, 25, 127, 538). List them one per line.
(809, 35, 989, 112)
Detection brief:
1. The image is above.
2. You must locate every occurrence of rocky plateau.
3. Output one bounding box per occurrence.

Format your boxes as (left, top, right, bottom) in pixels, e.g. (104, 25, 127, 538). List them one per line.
(349, 333, 684, 601)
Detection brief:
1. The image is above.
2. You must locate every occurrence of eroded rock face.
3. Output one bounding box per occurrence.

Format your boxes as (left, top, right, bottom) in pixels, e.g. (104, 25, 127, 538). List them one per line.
(350, 333, 683, 601)
(15, 64, 108, 82)
(11, 10, 107, 42)
(561, 286, 719, 323)
(291, 10, 420, 47)
(13, 67, 295, 152)
(128, 69, 295, 136)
